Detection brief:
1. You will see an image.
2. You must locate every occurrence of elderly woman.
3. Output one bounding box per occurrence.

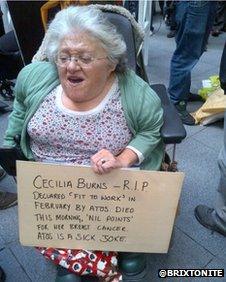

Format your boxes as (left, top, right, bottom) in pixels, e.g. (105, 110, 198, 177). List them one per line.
(4, 6, 163, 282)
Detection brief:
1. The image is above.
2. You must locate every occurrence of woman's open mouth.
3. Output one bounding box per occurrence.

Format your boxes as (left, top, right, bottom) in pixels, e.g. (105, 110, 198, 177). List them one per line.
(67, 77, 84, 86)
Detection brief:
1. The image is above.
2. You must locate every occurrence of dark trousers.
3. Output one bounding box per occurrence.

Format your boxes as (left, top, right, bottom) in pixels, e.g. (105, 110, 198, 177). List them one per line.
(0, 12, 5, 37)
(168, 1, 217, 103)
(213, 1, 226, 32)
(215, 110, 226, 229)
(213, 43, 226, 229)
(220, 42, 226, 93)
(165, 1, 177, 31)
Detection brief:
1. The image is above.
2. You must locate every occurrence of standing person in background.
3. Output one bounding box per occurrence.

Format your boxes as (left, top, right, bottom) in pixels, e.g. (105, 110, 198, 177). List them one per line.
(211, 1, 226, 37)
(164, 1, 177, 38)
(219, 42, 226, 94)
(168, 1, 217, 125)
(0, 9, 5, 36)
(0, 2, 22, 106)
(195, 42, 226, 236)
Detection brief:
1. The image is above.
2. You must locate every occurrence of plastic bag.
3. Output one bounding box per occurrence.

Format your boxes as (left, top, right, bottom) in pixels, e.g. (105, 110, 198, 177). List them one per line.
(192, 88, 226, 125)
(198, 75, 220, 101)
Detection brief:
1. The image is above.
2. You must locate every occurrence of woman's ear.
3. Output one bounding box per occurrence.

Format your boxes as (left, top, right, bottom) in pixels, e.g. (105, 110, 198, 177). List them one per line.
(108, 61, 117, 72)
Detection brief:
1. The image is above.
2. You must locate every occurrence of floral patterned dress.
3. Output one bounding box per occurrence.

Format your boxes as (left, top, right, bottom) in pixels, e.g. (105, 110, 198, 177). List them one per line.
(27, 78, 133, 281)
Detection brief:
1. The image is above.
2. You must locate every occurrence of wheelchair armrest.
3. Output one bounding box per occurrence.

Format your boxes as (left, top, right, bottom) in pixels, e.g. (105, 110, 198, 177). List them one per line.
(151, 84, 187, 144)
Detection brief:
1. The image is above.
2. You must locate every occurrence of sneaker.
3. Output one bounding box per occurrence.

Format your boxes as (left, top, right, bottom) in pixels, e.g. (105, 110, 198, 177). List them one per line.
(167, 30, 176, 38)
(188, 92, 204, 102)
(0, 167, 6, 181)
(194, 205, 226, 237)
(175, 101, 196, 125)
(211, 29, 221, 37)
(0, 191, 17, 210)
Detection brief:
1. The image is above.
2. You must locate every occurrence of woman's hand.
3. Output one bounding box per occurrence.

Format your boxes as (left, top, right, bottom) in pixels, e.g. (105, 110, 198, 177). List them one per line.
(91, 148, 138, 174)
(91, 149, 123, 174)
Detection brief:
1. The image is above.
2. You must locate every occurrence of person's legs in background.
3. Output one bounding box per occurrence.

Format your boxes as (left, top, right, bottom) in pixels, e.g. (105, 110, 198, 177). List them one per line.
(194, 42, 226, 234)
(220, 42, 226, 93)
(0, 30, 22, 101)
(0, 10, 5, 37)
(0, 30, 23, 112)
(195, 111, 226, 236)
(0, 167, 17, 280)
(0, 166, 6, 180)
(158, 0, 164, 15)
(214, 151, 226, 232)
(165, 1, 177, 38)
(211, 1, 226, 37)
(0, 166, 17, 210)
(168, 1, 217, 125)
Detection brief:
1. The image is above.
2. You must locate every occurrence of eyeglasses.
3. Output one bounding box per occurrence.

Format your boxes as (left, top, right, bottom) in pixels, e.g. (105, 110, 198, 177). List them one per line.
(55, 54, 108, 67)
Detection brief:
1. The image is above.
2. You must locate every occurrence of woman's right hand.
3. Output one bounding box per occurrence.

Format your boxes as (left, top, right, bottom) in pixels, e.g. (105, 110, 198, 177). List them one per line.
(91, 148, 138, 175)
(90, 149, 123, 175)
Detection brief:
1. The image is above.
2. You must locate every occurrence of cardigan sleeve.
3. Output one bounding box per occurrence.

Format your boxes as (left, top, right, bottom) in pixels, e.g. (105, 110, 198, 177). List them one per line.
(126, 85, 163, 162)
(3, 62, 59, 148)
(3, 68, 28, 147)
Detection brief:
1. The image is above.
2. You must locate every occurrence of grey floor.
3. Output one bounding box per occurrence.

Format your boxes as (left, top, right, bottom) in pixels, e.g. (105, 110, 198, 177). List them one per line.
(0, 13, 226, 282)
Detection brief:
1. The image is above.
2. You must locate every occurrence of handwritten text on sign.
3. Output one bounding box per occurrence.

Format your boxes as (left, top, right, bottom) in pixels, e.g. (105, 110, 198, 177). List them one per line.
(17, 161, 184, 253)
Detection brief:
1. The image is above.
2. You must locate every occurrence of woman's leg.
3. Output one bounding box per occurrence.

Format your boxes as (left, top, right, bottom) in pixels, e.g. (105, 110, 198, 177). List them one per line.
(55, 266, 82, 282)
(118, 252, 147, 276)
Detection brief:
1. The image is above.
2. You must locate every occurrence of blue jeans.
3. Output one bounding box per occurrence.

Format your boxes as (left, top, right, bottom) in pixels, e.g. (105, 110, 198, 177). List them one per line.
(168, 1, 217, 104)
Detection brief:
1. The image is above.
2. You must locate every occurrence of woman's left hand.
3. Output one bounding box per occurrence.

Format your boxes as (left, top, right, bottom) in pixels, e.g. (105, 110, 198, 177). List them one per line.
(91, 149, 123, 174)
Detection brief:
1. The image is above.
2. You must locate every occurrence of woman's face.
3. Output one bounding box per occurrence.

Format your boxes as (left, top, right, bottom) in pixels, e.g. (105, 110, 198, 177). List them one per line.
(57, 32, 116, 108)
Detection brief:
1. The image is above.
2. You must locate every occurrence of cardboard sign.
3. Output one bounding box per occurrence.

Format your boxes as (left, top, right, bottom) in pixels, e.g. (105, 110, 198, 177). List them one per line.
(17, 161, 184, 253)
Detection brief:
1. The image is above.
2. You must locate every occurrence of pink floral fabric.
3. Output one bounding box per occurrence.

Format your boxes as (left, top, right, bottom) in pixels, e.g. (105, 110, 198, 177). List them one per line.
(27, 81, 132, 164)
(37, 248, 122, 281)
(28, 80, 131, 281)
